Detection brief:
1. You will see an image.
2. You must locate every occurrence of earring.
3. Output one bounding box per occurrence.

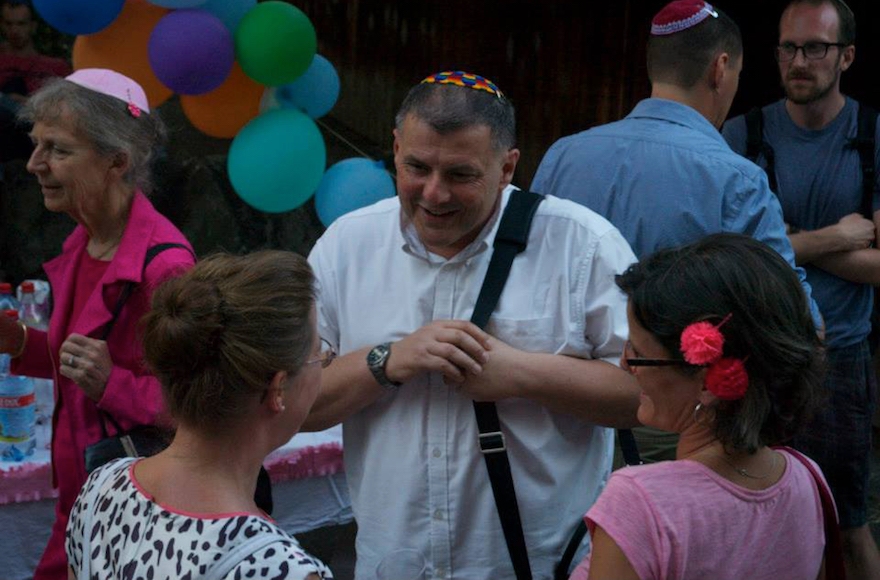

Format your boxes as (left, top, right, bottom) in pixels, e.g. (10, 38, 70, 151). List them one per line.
(693, 403, 715, 426)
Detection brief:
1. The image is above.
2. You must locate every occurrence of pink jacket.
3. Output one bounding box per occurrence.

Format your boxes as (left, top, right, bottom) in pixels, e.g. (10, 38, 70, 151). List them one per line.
(13, 192, 194, 487)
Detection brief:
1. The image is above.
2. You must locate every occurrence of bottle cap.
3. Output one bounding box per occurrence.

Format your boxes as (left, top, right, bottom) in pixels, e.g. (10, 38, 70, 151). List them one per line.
(0, 283, 11, 294)
(3, 309, 19, 321)
(20, 281, 35, 293)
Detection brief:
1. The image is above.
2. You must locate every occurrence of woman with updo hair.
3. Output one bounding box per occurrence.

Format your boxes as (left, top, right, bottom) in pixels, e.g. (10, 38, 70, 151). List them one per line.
(65, 250, 333, 579)
(573, 233, 829, 580)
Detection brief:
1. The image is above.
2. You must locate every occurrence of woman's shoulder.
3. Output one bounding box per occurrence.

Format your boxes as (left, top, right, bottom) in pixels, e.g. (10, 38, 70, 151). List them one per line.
(227, 532, 334, 580)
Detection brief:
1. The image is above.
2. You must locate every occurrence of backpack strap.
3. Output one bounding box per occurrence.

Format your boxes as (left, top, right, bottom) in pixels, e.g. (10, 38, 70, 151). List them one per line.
(850, 103, 878, 219)
(744, 107, 779, 193)
(207, 531, 289, 580)
(471, 189, 543, 580)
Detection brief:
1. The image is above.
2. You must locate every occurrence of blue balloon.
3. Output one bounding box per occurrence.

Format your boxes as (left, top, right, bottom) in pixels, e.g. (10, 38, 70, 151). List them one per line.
(275, 54, 340, 119)
(200, 0, 256, 33)
(33, 0, 124, 35)
(228, 109, 326, 213)
(315, 158, 396, 226)
(146, 0, 208, 7)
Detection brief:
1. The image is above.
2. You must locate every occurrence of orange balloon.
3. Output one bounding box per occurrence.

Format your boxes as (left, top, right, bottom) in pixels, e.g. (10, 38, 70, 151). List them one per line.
(72, 0, 172, 108)
(180, 62, 264, 139)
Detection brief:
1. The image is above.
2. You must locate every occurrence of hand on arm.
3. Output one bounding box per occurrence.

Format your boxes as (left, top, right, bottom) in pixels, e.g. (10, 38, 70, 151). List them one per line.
(806, 210, 880, 284)
(302, 320, 492, 431)
(790, 212, 874, 265)
(458, 335, 641, 428)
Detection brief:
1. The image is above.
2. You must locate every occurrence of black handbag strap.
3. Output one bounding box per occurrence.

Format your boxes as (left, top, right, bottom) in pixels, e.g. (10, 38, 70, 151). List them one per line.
(98, 242, 194, 437)
(553, 429, 641, 580)
(471, 189, 543, 580)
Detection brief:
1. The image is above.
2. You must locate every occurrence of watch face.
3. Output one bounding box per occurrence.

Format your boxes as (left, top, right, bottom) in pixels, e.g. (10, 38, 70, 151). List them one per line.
(368, 344, 389, 366)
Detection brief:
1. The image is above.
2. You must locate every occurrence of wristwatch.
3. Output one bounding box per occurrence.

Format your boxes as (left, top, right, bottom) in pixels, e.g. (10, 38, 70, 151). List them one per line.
(366, 342, 401, 391)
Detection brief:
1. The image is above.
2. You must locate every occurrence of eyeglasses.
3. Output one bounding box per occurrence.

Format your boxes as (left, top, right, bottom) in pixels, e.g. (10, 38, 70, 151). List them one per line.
(775, 41, 847, 62)
(623, 340, 691, 368)
(306, 338, 336, 369)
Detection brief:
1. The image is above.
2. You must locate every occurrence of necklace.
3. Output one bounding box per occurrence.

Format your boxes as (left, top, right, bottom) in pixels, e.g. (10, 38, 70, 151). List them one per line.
(718, 451, 778, 480)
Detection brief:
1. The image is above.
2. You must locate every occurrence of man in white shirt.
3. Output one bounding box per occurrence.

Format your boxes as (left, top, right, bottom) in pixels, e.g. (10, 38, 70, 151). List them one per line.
(305, 71, 640, 579)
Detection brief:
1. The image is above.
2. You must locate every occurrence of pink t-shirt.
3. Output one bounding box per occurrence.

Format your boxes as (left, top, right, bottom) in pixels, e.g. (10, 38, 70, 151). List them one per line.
(570, 449, 826, 580)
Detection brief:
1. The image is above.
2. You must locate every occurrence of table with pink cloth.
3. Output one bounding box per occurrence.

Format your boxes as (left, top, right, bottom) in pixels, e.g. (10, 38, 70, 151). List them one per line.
(0, 425, 352, 580)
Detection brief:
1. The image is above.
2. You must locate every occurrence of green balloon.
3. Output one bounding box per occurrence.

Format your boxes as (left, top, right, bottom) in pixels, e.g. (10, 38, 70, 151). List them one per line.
(235, 1, 317, 86)
(227, 108, 326, 213)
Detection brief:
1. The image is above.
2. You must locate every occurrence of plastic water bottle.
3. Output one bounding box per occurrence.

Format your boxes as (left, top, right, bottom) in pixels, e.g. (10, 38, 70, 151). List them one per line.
(18, 281, 53, 450)
(0, 310, 36, 461)
(0, 282, 19, 314)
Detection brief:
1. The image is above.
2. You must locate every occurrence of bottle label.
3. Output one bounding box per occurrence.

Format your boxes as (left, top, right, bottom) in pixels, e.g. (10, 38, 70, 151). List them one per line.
(0, 393, 36, 408)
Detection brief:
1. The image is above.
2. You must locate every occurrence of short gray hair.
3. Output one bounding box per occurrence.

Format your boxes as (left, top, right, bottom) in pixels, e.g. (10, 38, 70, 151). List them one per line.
(395, 82, 516, 151)
(19, 78, 166, 194)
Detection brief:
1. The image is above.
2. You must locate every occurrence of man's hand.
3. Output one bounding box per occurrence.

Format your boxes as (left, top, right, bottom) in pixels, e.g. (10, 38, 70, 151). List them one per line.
(59, 333, 112, 401)
(385, 320, 491, 385)
(833, 212, 875, 251)
(457, 335, 522, 401)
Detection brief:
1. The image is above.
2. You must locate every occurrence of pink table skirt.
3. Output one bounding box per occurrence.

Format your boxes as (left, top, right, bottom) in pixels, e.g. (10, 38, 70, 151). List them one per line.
(0, 428, 344, 506)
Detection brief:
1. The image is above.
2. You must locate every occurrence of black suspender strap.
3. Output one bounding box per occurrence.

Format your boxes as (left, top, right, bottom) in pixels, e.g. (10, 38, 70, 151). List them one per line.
(851, 104, 878, 219)
(471, 190, 543, 580)
(744, 107, 779, 193)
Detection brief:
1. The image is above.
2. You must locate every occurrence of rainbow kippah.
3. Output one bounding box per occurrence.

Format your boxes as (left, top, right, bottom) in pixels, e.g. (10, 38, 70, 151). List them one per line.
(420, 71, 504, 99)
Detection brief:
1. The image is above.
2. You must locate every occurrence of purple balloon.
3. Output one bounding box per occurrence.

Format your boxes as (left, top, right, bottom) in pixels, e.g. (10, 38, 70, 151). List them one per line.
(148, 10, 234, 96)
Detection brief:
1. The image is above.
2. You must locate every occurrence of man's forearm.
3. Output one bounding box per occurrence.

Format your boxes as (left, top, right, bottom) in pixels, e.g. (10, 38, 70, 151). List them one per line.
(512, 353, 641, 428)
(301, 346, 387, 431)
(812, 248, 880, 286)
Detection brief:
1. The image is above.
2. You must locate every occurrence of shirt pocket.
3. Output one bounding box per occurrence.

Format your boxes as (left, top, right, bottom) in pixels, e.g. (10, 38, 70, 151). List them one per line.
(486, 316, 559, 353)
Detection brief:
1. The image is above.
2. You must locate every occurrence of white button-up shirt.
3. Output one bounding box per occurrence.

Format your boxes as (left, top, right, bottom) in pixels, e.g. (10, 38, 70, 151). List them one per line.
(309, 186, 636, 579)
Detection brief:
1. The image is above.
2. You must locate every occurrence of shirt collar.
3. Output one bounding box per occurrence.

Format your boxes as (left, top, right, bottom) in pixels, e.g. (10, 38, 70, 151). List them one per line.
(628, 98, 726, 144)
(400, 185, 516, 263)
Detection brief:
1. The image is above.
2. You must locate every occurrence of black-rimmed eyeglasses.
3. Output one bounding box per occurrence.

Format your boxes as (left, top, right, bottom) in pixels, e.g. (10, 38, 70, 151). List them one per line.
(306, 338, 337, 369)
(775, 41, 847, 62)
(623, 340, 691, 368)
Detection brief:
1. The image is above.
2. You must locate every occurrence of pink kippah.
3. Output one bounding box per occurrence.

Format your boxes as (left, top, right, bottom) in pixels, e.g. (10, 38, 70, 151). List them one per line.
(651, 0, 719, 36)
(66, 68, 150, 116)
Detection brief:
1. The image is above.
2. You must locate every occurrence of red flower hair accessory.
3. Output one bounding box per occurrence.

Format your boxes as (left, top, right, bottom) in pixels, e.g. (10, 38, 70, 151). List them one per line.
(704, 357, 749, 400)
(679, 313, 731, 365)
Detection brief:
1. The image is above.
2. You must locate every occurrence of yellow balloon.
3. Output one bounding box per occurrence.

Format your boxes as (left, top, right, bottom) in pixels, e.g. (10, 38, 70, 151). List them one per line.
(180, 62, 263, 139)
(72, 0, 172, 108)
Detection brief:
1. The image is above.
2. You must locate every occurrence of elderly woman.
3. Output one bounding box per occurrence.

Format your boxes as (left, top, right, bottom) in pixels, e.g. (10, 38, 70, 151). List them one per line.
(572, 234, 828, 580)
(66, 251, 333, 579)
(0, 68, 194, 579)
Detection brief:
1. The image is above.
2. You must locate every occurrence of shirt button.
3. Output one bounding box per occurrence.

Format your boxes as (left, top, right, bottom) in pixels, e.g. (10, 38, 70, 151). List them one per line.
(435, 567, 446, 578)
(433, 508, 444, 520)
(432, 448, 442, 458)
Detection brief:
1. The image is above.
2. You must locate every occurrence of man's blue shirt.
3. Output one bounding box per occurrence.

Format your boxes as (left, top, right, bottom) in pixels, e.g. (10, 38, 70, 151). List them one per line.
(532, 97, 821, 327)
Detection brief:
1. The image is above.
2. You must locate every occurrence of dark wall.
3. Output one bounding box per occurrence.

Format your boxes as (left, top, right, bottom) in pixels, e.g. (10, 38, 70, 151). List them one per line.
(301, 0, 878, 186)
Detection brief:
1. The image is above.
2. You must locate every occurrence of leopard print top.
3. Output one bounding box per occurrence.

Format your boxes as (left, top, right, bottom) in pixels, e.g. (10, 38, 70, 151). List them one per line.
(66, 458, 333, 579)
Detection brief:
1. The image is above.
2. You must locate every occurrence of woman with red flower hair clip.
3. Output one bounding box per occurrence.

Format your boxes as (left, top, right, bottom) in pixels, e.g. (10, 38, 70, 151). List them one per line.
(570, 233, 830, 580)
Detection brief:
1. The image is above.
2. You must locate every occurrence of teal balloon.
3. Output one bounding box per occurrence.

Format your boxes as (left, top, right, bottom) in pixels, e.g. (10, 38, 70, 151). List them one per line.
(276, 54, 340, 119)
(201, 0, 255, 33)
(235, 1, 316, 86)
(315, 158, 396, 226)
(227, 109, 326, 213)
